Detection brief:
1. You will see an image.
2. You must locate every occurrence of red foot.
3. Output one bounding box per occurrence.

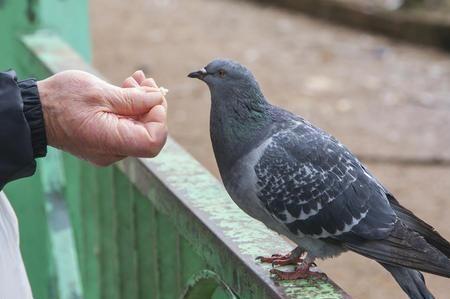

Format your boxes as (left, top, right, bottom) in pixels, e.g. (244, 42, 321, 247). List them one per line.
(256, 253, 303, 266)
(270, 263, 327, 281)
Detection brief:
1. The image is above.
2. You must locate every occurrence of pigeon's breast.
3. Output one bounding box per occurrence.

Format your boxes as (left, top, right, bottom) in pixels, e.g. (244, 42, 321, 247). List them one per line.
(223, 137, 289, 234)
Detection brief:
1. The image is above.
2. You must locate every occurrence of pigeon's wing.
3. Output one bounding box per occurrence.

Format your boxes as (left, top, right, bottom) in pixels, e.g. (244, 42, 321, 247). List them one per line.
(254, 120, 396, 240)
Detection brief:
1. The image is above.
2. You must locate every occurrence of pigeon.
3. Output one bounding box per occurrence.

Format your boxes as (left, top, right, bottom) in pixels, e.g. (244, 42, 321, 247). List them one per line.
(188, 59, 450, 299)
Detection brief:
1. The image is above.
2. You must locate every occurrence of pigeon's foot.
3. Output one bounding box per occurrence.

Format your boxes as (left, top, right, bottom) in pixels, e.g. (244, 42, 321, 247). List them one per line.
(256, 253, 303, 267)
(256, 247, 305, 267)
(270, 263, 327, 281)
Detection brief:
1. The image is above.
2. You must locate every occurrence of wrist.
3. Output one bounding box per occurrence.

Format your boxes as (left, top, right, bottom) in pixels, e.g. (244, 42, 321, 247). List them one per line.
(19, 78, 47, 158)
(37, 79, 58, 148)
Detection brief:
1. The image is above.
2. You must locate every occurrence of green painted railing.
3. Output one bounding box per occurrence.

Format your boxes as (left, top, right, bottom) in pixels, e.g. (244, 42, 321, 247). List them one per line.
(1, 1, 350, 298)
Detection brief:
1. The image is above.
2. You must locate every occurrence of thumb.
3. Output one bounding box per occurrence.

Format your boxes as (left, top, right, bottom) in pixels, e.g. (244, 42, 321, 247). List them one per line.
(109, 86, 164, 116)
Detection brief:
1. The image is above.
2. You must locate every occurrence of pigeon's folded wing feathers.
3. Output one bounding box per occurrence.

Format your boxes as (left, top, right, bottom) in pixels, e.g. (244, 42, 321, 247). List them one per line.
(254, 121, 396, 240)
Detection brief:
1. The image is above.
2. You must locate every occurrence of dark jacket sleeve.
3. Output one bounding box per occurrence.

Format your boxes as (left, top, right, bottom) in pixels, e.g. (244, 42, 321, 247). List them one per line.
(0, 70, 47, 190)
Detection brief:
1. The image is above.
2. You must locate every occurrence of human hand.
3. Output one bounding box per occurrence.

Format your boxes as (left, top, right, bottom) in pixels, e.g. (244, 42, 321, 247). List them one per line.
(37, 70, 168, 166)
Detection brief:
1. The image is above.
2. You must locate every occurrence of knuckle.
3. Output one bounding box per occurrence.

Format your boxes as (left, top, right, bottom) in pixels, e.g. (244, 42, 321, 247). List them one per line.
(88, 86, 104, 102)
(125, 77, 137, 86)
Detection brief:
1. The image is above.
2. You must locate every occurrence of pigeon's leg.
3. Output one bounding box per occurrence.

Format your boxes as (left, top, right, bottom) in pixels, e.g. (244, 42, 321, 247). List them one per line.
(256, 247, 305, 266)
(270, 255, 327, 281)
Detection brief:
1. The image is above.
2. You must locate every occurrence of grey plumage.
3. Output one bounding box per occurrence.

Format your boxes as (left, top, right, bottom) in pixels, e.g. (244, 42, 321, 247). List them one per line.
(188, 59, 450, 299)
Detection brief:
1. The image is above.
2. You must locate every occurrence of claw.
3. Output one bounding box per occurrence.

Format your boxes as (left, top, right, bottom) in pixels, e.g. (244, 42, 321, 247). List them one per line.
(256, 254, 283, 261)
(256, 252, 303, 266)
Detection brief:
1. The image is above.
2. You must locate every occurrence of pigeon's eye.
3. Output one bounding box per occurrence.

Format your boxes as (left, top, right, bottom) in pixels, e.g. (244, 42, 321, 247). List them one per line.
(218, 69, 226, 78)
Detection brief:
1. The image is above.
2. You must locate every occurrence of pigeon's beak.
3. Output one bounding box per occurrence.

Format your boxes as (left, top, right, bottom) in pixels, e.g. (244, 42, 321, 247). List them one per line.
(188, 68, 208, 80)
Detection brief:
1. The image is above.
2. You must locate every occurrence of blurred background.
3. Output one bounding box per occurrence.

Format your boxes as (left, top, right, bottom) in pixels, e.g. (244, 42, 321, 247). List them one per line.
(90, 0, 449, 298)
(1, 0, 449, 298)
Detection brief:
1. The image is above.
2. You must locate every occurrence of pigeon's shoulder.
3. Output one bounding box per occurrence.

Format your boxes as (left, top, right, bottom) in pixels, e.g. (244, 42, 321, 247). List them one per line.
(254, 118, 396, 240)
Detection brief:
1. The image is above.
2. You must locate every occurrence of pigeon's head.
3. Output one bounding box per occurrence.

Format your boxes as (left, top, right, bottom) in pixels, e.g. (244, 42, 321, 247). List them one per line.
(188, 59, 260, 93)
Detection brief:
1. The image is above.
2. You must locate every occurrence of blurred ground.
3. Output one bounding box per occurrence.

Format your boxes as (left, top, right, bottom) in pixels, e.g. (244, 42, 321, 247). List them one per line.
(90, 0, 450, 298)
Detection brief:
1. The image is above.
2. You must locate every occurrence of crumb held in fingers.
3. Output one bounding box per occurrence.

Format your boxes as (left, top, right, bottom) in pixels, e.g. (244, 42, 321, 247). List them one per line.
(159, 86, 169, 96)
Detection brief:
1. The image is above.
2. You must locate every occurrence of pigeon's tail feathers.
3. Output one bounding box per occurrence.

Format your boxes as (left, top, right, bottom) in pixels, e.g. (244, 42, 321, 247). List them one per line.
(343, 221, 450, 278)
(387, 194, 450, 258)
(381, 263, 435, 299)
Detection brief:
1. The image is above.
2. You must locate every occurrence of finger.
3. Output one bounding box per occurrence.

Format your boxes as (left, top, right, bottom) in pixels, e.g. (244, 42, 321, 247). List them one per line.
(138, 86, 168, 110)
(142, 122, 168, 157)
(122, 76, 139, 88)
(109, 87, 164, 116)
(161, 96, 168, 110)
(132, 70, 146, 85)
(141, 78, 157, 88)
(139, 105, 166, 124)
(139, 86, 161, 93)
